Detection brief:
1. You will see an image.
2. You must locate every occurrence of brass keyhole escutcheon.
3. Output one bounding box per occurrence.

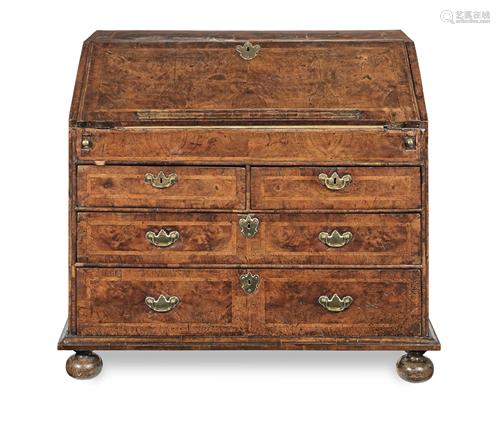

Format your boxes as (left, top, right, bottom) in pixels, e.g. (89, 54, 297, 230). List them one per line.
(236, 41, 261, 60)
(240, 272, 260, 294)
(239, 215, 259, 238)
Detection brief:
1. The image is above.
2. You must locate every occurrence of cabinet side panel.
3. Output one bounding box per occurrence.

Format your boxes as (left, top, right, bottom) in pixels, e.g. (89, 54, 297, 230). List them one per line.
(69, 42, 91, 127)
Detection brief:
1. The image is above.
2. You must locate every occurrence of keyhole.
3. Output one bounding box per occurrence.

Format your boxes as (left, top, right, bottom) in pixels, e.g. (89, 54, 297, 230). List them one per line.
(248, 279, 251, 285)
(246, 46, 250, 51)
(247, 222, 251, 229)
(160, 177, 163, 184)
(333, 178, 337, 184)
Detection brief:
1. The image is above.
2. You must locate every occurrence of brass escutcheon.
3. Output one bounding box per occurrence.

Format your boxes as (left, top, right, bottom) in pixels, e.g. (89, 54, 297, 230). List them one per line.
(146, 229, 180, 247)
(236, 41, 261, 60)
(145, 295, 179, 312)
(318, 172, 352, 190)
(239, 215, 259, 238)
(319, 230, 353, 247)
(318, 294, 353, 312)
(240, 272, 260, 294)
(145, 172, 178, 189)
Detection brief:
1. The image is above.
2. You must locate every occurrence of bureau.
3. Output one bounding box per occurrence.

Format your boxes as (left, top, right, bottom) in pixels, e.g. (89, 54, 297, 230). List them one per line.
(58, 30, 440, 382)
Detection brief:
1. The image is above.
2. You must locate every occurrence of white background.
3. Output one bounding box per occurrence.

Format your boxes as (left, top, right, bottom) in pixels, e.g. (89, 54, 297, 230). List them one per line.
(1, 1, 499, 427)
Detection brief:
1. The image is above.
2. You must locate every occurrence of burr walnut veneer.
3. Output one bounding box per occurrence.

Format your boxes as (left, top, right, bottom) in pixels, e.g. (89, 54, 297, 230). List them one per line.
(59, 31, 440, 382)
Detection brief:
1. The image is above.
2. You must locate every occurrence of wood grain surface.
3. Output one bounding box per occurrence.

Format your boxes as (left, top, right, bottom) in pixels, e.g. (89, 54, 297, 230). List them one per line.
(76, 268, 242, 336)
(77, 166, 246, 209)
(251, 166, 421, 210)
(261, 269, 421, 336)
(76, 212, 421, 266)
(75, 36, 418, 126)
(76, 127, 422, 164)
(62, 31, 438, 356)
(75, 268, 421, 337)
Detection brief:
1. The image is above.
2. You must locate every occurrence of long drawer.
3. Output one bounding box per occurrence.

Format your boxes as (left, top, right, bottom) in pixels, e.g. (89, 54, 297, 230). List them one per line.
(77, 166, 246, 209)
(76, 212, 421, 265)
(76, 268, 421, 337)
(76, 127, 422, 164)
(251, 167, 421, 210)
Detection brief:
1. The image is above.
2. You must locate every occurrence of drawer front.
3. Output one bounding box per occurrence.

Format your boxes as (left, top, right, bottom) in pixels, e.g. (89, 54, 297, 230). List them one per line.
(77, 213, 421, 266)
(77, 213, 245, 265)
(76, 128, 422, 164)
(76, 268, 247, 336)
(248, 213, 421, 266)
(75, 268, 421, 337)
(77, 166, 246, 209)
(252, 167, 421, 210)
(255, 269, 422, 336)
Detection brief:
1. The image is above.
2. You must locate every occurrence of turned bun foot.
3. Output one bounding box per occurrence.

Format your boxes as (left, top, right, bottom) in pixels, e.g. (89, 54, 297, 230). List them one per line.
(66, 351, 103, 380)
(396, 351, 434, 383)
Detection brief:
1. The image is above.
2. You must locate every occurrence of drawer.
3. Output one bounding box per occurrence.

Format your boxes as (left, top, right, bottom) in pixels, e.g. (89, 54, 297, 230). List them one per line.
(247, 213, 421, 266)
(77, 166, 246, 209)
(251, 167, 421, 210)
(76, 268, 246, 336)
(75, 268, 421, 337)
(77, 213, 245, 265)
(76, 127, 422, 164)
(77, 213, 421, 266)
(256, 269, 422, 337)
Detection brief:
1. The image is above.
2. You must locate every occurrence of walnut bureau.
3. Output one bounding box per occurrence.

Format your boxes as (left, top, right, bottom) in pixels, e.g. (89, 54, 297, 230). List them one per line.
(58, 31, 440, 382)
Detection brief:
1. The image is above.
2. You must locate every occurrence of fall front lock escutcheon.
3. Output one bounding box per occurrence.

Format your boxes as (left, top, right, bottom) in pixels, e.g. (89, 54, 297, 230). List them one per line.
(236, 41, 261, 60)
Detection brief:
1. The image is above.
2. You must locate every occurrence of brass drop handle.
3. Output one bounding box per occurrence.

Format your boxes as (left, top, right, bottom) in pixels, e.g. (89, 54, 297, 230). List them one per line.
(319, 230, 352, 247)
(319, 294, 353, 312)
(318, 172, 352, 190)
(146, 229, 179, 247)
(145, 295, 179, 312)
(145, 172, 178, 189)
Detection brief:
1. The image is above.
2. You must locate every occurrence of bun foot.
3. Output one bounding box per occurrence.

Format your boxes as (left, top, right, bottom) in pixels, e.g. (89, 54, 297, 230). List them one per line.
(396, 351, 434, 383)
(66, 351, 103, 380)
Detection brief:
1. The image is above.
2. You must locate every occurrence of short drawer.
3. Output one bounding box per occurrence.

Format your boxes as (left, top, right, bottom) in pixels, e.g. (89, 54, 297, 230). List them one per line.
(251, 167, 421, 210)
(77, 213, 421, 266)
(257, 269, 422, 336)
(76, 268, 245, 336)
(77, 212, 245, 265)
(77, 166, 246, 209)
(247, 213, 422, 266)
